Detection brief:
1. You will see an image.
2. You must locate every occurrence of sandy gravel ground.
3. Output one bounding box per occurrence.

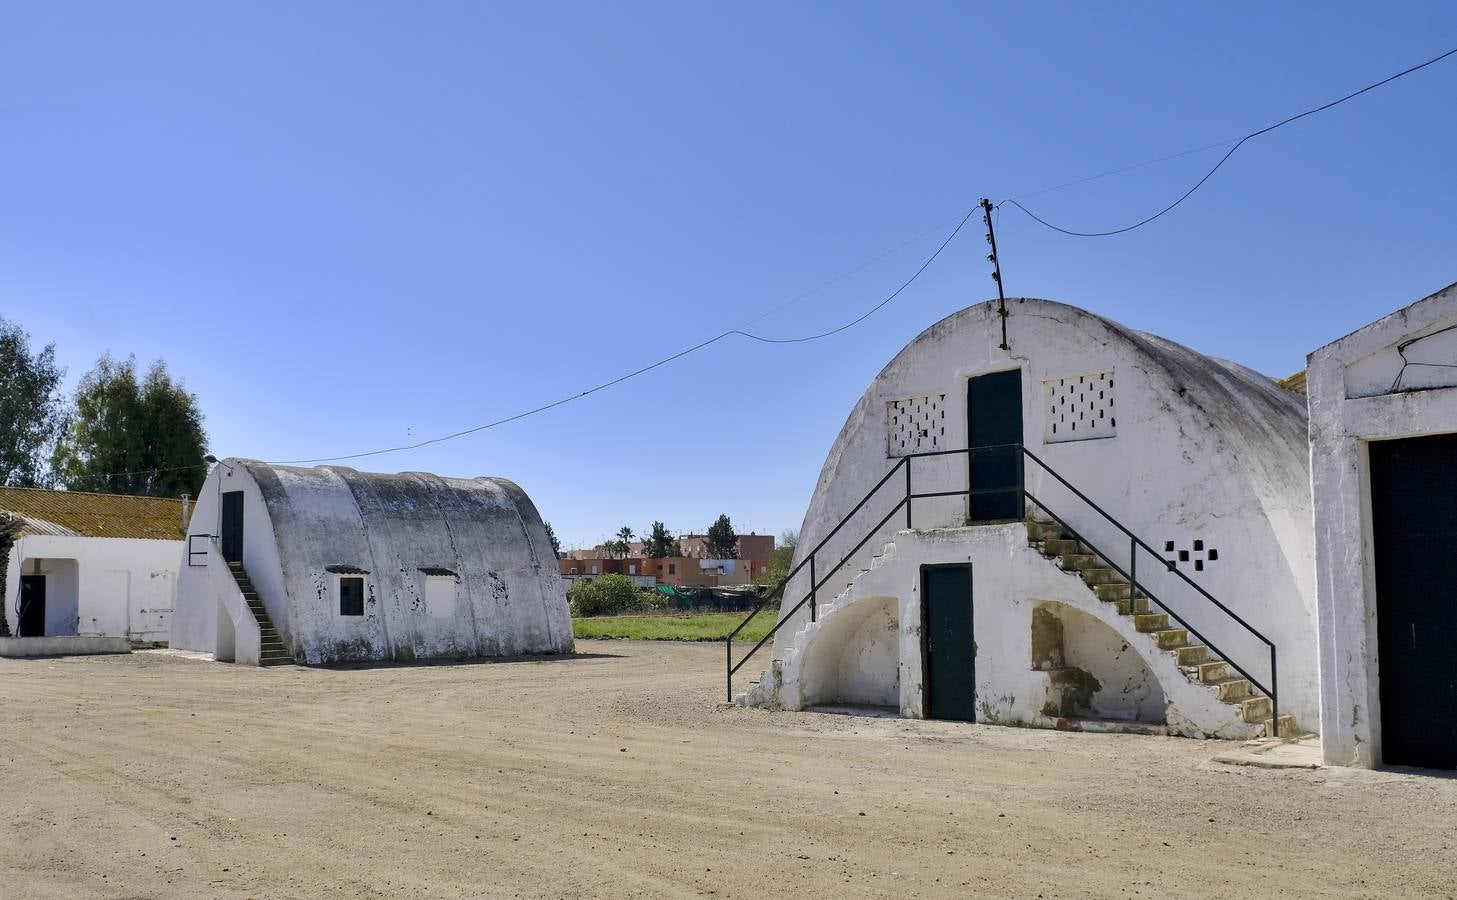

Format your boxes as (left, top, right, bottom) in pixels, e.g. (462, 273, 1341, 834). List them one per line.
(2, 640, 1455, 899)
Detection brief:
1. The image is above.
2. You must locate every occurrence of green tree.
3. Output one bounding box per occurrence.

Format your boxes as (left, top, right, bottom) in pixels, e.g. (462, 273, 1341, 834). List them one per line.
(643, 521, 675, 558)
(543, 521, 562, 558)
(706, 513, 738, 559)
(52, 355, 209, 497)
(756, 528, 799, 587)
(616, 526, 635, 555)
(568, 573, 642, 617)
(0, 317, 65, 486)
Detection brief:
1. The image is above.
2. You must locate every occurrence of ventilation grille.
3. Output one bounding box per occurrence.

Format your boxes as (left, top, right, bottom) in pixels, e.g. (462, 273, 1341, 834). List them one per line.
(1043, 373, 1116, 443)
(887, 395, 946, 457)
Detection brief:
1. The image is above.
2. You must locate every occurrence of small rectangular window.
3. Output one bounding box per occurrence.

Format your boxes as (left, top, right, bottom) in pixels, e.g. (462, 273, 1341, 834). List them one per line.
(339, 576, 364, 616)
(668, 563, 676, 575)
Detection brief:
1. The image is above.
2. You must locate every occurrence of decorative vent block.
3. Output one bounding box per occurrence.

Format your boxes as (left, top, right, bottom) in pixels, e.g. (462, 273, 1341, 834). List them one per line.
(887, 395, 946, 457)
(1043, 372, 1116, 443)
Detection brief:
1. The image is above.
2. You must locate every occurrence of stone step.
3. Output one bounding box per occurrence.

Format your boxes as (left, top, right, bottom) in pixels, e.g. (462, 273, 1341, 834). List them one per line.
(1132, 613, 1169, 633)
(1025, 521, 1066, 543)
(1194, 661, 1229, 684)
(1213, 678, 1253, 702)
(1175, 645, 1211, 666)
(1113, 597, 1151, 615)
(1041, 539, 1082, 557)
(260, 657, 294, 667)
(1079, 568, 1121, 586)
(1057, 554, 1101, 572)
(1094, 583, 1133, 602)
(1154, 628, 1188, 650)
(1241, 695, 1272, 723)
(1262, 714, 1299, 739)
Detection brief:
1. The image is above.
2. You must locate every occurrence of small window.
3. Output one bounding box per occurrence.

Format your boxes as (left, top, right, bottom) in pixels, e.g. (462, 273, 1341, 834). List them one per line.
(339, 576, 364, 616)
(668, 563, 676, 575)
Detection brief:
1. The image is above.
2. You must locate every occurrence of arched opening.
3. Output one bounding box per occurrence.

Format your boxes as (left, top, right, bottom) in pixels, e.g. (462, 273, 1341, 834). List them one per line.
(797, 596, 899, 711)
(1031, 601, 1165, 724)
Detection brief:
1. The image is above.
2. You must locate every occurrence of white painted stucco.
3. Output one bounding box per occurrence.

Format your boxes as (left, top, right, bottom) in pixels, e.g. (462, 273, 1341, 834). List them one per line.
(748, 526, 1259, 738)
(750, 298, 1317, 733)
(172, 460, 572, 665)
(1309, 281, 1457, 767)
(4, 536, 179, 642)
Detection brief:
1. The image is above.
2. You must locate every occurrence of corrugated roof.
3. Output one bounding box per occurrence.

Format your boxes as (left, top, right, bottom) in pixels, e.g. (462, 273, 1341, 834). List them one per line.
(0, 486, 187, 540)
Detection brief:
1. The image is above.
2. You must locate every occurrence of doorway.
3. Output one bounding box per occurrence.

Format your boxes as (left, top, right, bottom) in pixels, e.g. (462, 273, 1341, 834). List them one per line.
(922, 564, 975, 722)
(220, 491, 244, 563)
(967, 369, 1024, 522)
(1369, 433, 1457, 768)
(18, 575, 46, 637)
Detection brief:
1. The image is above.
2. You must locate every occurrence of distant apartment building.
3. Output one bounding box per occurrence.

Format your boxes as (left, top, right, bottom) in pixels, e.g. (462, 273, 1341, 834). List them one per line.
(558, 554, 767, 588)
(676, 532, 774, 562)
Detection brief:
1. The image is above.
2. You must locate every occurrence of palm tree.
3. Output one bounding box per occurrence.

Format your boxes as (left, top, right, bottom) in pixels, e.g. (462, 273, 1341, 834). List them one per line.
(616, 526, 635, 558)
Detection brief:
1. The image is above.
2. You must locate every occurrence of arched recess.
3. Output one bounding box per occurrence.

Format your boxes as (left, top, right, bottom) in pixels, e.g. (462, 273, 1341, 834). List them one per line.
(797, 596, 899, 709)
(1031, 601, 1165, 723)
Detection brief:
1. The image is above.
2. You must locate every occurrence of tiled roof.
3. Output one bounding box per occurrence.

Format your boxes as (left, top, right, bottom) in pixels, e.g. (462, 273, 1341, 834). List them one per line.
(0, 486, 187, 540)
(1278, 371, 1308, 396)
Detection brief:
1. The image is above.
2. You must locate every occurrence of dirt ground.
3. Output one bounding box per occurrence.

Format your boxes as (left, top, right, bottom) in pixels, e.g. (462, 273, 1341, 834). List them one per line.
(2, 641, 1455, 899)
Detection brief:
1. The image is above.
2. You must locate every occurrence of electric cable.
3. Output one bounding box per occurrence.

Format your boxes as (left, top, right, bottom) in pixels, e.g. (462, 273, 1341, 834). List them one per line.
(1002, 45, 1457, 237)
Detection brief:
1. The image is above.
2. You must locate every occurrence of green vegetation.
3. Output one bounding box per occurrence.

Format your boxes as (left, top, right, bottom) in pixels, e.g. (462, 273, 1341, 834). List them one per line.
(572, 610, 776, 643)
(568, 574, 644, 617)
(53, 354, 208, 497)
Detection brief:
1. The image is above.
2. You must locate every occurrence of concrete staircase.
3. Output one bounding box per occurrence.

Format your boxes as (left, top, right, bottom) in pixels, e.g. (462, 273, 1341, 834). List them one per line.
(226, 561, 295, 667)
(1026, 519, 1296, 738)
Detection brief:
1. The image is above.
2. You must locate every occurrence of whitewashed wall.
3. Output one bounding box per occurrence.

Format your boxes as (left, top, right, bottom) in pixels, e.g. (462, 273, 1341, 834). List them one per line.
(1309, 281, 1457, 767)
(173, 460, 572, 664)
(773, 299, 1319, 728)
(4, 536, 179, 641)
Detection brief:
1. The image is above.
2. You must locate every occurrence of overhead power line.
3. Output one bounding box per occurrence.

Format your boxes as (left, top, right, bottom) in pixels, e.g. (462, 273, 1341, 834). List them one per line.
(274, 206, 978, 465)
(1002, 44, 1457, 237)
(82, 205, 978, 481)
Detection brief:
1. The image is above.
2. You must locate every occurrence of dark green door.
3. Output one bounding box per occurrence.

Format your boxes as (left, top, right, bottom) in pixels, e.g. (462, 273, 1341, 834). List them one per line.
(18, 575, 46, 637)
(220, 491, 244, 563)
(923, 564, 975, 722)
(968, 369, 1024, 522)
(1370, 434, 1457, 768)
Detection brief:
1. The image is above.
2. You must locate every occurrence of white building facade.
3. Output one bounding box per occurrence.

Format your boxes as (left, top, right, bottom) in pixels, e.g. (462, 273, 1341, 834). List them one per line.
(1, 487, 184, 645)
(1309, 280, 1457, 768)
(171, 460, 572, 666)
(738, 299, 1315, 740)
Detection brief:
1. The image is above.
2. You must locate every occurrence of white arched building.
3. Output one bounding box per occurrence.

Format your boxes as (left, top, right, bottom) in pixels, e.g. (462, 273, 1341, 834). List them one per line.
(738, 298, 1314, 739)
(171, 461, 572, 666)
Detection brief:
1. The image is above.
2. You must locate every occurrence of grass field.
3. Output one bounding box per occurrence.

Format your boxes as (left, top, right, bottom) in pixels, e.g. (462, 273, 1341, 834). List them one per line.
(571, 610, 777, 643)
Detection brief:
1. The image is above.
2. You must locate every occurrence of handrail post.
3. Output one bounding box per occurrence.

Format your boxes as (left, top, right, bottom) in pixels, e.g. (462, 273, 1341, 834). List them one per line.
(1129, 537, 1138, 603)
(726, 638, 732, 702)
(1270, 647, 1280, 738)
(904, 459, 912, 529)
(809, 555, 817, 622)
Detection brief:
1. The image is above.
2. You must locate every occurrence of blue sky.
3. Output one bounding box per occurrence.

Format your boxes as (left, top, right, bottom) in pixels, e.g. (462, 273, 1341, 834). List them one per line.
(2, 3, 1454, 549)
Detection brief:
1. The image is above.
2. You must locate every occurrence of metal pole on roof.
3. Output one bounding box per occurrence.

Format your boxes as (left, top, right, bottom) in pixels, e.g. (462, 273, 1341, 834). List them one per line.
(981, 197, 1009, 352)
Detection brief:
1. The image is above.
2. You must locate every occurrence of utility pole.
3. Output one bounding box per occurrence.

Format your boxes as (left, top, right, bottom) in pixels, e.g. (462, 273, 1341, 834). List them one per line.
(980, 197, 1008, 351)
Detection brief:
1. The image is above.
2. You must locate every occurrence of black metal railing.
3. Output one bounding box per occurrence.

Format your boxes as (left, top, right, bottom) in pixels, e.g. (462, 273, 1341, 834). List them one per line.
(187, 533, 214, 567)
(724, 444, 1279, 731)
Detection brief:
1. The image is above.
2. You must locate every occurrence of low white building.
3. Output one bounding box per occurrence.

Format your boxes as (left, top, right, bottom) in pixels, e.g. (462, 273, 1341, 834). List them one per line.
(1, 486, 184, 644)
(737, 298, 1313, 740)
(1309, 280, 1457, 769)
(171, 460, 572, 666)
